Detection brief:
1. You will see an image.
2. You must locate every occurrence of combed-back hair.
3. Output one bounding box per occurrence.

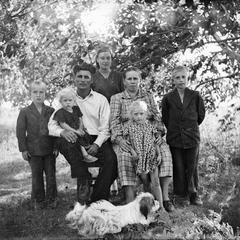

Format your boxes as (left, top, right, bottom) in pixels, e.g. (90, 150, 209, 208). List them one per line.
(172, 65, 189, 79)
(73, 62, 96, 75)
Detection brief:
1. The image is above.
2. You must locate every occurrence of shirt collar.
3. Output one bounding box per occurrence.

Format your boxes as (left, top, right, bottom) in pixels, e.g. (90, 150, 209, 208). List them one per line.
(76, 89, 94, 100)
(123, 89, 146, 99)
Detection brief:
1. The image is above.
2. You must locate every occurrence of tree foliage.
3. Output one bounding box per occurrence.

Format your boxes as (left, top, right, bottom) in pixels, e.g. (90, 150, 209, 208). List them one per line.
(0, 0, 240, 112)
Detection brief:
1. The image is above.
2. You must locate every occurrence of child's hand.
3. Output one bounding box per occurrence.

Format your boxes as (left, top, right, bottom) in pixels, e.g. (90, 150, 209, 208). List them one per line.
(76, 129, 85, 136)
(22, 151, 31, 161)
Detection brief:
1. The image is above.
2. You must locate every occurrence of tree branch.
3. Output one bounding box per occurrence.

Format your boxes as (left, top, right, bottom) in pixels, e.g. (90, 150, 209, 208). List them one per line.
(206, 37, 240, 44)
(194, 73, 237, 90)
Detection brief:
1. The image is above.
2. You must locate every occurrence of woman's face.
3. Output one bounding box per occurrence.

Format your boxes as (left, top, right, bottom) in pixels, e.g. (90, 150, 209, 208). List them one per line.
(124, 70, 140, 93)
(97, 51, 112, 70)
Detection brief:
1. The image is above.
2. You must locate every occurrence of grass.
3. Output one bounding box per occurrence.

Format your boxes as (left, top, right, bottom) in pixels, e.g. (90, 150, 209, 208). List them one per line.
(1, 111, 240, 239)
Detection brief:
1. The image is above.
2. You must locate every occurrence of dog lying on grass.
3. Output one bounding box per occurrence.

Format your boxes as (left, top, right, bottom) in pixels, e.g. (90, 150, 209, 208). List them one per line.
(66, 192, 160, 237)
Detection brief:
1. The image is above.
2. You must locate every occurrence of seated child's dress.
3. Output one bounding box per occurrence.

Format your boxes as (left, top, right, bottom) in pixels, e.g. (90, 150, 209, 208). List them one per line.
(123, 120, 160, 175)
(53, 106, 92, 149)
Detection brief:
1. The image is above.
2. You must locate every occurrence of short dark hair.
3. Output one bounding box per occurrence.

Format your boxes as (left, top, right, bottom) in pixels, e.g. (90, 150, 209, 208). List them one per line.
(73, 62, 96, 75)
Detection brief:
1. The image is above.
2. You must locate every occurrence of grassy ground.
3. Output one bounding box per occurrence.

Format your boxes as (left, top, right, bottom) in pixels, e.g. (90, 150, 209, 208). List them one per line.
(0, 109, 240, 239)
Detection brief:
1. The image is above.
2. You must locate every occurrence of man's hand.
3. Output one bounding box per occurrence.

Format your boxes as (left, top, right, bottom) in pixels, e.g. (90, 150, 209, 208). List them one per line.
(22, 151, 31, 161)
(86, 143, 99, 156)
(60, 130, 78, 143)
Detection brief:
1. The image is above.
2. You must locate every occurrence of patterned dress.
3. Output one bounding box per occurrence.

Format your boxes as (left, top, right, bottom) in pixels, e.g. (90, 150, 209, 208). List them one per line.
(123, 120, 159, 175)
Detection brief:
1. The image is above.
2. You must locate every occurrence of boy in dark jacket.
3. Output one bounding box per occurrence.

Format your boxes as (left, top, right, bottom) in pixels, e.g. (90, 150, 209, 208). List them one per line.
(162, 65, 205, 206)
(16, 81, 58, 209)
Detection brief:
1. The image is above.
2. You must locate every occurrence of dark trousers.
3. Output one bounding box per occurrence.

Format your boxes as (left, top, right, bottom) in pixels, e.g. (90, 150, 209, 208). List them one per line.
(59, 137, 118, 202)
(29, 154, 57, 203)
(170, 146, 199, 196)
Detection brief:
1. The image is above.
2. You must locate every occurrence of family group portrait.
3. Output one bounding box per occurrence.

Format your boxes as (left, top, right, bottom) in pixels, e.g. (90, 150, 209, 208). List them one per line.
(0, 0, 240, 239)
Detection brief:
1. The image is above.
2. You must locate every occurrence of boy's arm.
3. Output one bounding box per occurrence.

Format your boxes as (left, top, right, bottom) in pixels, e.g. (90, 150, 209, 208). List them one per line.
(161, 96, 169, 129)
(16, 109, 31, 161)
(16, 109, 28, 152)
(197, 92, 206, 125)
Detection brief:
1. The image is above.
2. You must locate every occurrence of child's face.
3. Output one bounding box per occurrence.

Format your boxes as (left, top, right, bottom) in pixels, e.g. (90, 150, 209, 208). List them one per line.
(173, 69, 188, 90)
(131, 107, 147, 124)
(60, 94, 75, 111)
(31, 84, 46, 105)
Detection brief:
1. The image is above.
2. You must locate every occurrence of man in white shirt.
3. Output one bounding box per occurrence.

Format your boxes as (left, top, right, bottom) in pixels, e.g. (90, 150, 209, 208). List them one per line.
(48, 63, 118, 204)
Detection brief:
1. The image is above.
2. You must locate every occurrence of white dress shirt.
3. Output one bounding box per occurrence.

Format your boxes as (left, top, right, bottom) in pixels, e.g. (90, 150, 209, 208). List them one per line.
(48, 89, 110, 147)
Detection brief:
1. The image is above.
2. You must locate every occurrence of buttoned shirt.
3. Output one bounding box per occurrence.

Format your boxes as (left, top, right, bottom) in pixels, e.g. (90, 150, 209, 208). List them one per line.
(48, 89, 110, 147)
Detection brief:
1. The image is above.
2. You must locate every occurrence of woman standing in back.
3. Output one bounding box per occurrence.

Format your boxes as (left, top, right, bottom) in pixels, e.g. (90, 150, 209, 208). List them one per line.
(92, 46, 124, 102)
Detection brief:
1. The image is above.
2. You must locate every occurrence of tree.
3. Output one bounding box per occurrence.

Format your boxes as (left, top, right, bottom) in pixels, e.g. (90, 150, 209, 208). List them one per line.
(1, 0, 240, 113)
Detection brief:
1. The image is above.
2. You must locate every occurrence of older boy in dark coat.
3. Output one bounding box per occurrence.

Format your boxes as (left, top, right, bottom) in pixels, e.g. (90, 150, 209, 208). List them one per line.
(162, 65, 205, 206)
(16, 81, 57, 209)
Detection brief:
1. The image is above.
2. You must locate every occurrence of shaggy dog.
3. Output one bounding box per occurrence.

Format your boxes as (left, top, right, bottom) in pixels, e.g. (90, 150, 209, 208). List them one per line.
(66, 192, 160, 237)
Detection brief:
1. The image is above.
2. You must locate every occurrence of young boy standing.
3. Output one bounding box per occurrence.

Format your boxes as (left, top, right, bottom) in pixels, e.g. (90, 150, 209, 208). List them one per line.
(16, 81, 58, 209)
(161, 65, 205, 206)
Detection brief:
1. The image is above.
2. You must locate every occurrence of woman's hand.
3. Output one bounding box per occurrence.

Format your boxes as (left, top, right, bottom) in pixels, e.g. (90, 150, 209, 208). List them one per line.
(119, 139, 131, 152)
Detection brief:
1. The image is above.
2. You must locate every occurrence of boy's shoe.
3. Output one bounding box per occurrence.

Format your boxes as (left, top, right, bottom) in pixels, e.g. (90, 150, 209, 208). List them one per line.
(163, 200, 174, 212)
(45, 199, 59, 210)
(175, 195, 190, 206)
(32, 201, 45, 210)
(83, 154, 98, 163)
(190, 193, 203, 206)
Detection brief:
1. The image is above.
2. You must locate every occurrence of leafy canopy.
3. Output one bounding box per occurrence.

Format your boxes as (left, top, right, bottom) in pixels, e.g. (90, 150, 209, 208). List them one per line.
(0, 0, 240, 112)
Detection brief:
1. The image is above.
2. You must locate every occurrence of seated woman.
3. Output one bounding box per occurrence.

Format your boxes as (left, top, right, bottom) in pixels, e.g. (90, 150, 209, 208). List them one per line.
(110, 66, 174, 212)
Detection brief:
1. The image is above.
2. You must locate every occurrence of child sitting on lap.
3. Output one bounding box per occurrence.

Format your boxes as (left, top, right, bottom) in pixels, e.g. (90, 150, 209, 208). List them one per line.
(53, 88, 97, 163)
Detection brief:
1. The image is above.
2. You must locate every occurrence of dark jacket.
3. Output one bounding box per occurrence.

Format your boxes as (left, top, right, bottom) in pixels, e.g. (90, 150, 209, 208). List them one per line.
(16, 102, 55, 156)
(162, 88, 205, 149)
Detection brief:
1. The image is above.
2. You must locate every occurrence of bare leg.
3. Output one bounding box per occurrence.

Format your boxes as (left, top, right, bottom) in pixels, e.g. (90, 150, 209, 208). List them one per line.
(122, 185, 135, 203)
(140, 173, 151, 193)
(160, 176, 172, 201)
(149, 168, 163, 208)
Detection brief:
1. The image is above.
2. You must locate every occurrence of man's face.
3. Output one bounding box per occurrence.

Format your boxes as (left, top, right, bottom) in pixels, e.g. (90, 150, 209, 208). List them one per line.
(74, 70, 92, 91)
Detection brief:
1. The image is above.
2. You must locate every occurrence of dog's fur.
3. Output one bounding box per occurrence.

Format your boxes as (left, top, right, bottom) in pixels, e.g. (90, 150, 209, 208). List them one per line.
(66, 192, 160, 237)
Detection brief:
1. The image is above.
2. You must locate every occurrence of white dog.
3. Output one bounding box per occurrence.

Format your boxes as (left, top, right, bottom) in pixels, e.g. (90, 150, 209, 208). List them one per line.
(66, 192, 160, 237)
